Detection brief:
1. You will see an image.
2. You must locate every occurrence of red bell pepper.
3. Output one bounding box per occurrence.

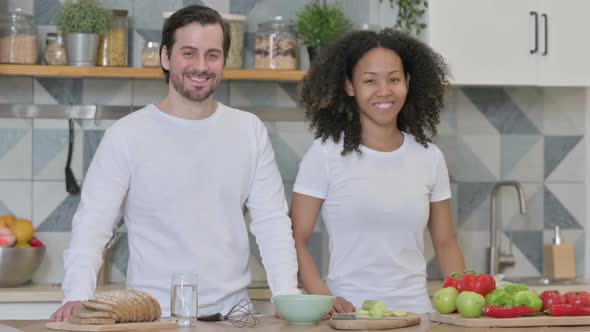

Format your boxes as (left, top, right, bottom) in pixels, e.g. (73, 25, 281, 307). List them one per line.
(460, 270, 495, 297)
(540, 290, 566, 311)
(442, 272, 462, 291)
(483, 305, 540, 318)
(564, 291, 590, 307)
(546, 304, 590, 316)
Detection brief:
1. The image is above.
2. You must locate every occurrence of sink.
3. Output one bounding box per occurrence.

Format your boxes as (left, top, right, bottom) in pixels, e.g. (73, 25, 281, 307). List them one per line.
(502, 277, 586, 286)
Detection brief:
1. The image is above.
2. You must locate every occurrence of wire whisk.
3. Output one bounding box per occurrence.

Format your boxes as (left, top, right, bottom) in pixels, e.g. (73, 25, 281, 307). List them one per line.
(197, 299, 259, 328)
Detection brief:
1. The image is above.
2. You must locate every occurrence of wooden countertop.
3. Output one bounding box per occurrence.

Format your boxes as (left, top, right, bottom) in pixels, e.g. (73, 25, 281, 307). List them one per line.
(2, 279, 588, 303)
(3, 315, 590, 332)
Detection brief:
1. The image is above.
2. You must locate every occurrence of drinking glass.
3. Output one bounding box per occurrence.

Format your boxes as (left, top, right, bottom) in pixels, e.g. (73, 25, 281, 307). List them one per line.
(171, 272, 198, 326)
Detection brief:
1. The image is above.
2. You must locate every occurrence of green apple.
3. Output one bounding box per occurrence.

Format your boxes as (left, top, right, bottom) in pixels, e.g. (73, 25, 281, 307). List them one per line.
(456, 291, 485, 318)
(433, 287, 459, 314)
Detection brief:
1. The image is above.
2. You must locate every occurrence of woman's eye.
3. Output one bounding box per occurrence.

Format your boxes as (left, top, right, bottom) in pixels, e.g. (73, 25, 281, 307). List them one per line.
(390, 77, 400, 82)
(363, 79, 375, 84)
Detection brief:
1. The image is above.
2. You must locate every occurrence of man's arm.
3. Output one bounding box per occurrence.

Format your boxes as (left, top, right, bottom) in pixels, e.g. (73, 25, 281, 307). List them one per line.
(53, 126, 131, 320)
(245, 122, 299, 295)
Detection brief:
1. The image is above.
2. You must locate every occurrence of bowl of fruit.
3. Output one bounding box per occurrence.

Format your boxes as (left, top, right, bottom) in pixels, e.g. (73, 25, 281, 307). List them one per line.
(0, 214, 45, 287)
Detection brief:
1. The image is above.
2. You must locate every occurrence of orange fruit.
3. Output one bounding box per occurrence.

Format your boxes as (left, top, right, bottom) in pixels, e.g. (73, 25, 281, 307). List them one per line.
(13, 242, 31, 248)
(9, 219, 34, 244)
(0, 215, 16, 228)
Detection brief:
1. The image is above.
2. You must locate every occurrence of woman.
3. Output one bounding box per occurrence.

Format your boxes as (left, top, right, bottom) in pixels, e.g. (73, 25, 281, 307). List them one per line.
(291, 28, 465, 314)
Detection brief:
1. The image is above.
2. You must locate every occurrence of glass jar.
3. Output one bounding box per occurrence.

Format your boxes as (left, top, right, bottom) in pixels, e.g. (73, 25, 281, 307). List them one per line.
(44, 32, 67, 65)
(255, 16, 297, 70)
(97, 10, 128, 67)
(221, 14, 246, 69)
(142, 41, 160, 67)
(0, 8, 38, 64)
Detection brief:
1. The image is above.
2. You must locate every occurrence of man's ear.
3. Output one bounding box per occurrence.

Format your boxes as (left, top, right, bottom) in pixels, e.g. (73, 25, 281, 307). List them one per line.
(161, 46, 170, 70)
(344, 79, 354, 97)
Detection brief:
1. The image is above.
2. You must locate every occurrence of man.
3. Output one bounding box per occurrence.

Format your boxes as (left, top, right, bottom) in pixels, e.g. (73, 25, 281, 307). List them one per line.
(50, 5, 299, 322)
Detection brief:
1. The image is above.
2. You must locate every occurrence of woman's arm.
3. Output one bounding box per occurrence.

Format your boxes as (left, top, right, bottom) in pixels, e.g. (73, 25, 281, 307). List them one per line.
(427, 199, 465, 277)
(290, 192, 355, 313)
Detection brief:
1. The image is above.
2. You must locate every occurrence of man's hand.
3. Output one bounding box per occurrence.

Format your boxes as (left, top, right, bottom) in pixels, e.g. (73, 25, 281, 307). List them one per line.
(49, 301, 83, 322)
(330, 297, 356, 314)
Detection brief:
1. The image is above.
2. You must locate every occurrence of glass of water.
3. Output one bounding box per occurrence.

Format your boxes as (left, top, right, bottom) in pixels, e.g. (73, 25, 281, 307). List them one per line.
(171, 272, 198, 326)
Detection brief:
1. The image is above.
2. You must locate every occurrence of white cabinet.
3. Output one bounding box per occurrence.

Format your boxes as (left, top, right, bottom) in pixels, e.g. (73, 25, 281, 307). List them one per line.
(428, 0, 590, 86)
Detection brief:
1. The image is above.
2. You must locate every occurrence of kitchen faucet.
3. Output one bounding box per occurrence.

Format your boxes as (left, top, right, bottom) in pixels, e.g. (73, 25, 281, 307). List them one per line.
(488, 181, 527, 275)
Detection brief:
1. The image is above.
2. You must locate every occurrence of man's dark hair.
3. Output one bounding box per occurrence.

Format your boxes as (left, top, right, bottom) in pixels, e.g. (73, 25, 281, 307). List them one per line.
(160, 5, 231, 83)
(299, 28, 449, 155)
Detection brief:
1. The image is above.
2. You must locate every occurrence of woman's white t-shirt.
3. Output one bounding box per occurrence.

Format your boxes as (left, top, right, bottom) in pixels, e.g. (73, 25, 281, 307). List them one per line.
(293, 132, 451, 313)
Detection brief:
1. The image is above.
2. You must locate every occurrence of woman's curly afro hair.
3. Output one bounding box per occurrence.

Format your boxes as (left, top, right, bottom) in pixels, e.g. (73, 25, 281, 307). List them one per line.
(298, 28, 449, 155)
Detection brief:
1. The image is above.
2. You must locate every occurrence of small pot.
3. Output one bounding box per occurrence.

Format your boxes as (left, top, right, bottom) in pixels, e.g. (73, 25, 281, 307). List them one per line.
(66, 33, 99, 66)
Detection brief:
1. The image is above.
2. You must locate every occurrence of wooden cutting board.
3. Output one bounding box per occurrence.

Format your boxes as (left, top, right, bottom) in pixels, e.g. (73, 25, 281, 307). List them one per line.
(329, 314, 421, 330)
(45, 320, 177, 331)
(430, 312, 590, 327)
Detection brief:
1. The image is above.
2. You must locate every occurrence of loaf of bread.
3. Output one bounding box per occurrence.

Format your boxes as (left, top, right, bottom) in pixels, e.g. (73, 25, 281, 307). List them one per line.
(76, 289, 161, 324)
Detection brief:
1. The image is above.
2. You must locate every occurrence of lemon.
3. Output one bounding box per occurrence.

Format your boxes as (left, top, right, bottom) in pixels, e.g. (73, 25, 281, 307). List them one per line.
(13, 242, 31, 248)
(10, 219, 34, 244)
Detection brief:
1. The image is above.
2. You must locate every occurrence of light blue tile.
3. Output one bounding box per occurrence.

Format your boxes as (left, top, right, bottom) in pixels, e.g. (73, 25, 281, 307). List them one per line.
(544, 186, 582, 230)
(36, 78, 83, 105)
(0, 77, 33, 104)
(507, 186, 543, 231)
(134, 0, 183, 30)
(136, 29, 161, 43)
(462, 88, 540, 135)
(455, 137, 496, 182)
(500, 135, 541, 178)
(36, 194, 81, 232)
(574, 235, 586, 277)
(183, 0, 205, 6)
(507, 230, 543, 274)
(83, 130, 106, 176)
(426, 257, 442, 279)
(230, 0, 256, 15)
(213, 82, 230, 105)
(544, 136, 582, 179)
(33, 0, 60, 25)
(111, 231, 129, 277)
(0, 128, 29, 160)
(269, 133, 301, 182)
(32, 129, 67, 177)
(457, 182, 495, 229)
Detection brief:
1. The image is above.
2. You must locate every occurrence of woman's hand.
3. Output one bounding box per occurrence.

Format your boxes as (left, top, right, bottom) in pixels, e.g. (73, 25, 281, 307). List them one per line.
(330, 297, 356, 314)
(49, 301, 83, 322)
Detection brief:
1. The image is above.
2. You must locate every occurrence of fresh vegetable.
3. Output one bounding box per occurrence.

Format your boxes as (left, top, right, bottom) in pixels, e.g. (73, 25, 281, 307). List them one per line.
(456, 291, 485, 318)
(391, 310, 407, 317)
(485, 288, 515, 307)
(504, 283, 529, 295)
(459, 271, 496, 297)
(362, 300, 386, 311)
(546, 304, 590, 316)
(564, 291, 590, 307)
(442, 272, 462, 291)
(482, 305, 540, 318)
(356, 310, 370, 317)
(433, 287, 458, 314)
(513, 290, 543, 310)
(540, 290, 566, 311)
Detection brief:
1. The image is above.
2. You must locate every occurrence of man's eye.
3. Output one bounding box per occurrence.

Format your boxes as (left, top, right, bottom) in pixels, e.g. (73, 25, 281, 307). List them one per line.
(183, 52, 193, 57)
(208, 53, 219, 59)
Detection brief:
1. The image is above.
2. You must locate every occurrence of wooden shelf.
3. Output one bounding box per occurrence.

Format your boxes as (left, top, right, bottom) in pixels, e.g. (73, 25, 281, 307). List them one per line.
(0, 65, 305, 81)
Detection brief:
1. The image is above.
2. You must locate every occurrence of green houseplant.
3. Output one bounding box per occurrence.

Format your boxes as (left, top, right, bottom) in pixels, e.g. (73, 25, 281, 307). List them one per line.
(380, 0, 428, 36)
(293, 0, 352, 62)
(56, 0, 112, 66)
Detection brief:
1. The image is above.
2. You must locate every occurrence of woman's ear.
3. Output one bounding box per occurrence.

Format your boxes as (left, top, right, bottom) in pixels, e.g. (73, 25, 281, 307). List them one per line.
(405, 73, 411, 87)
(344, 79, 355, 97)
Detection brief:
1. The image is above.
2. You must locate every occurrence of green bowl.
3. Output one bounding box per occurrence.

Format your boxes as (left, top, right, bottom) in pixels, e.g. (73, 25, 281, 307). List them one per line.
(272, 294, 335, 325)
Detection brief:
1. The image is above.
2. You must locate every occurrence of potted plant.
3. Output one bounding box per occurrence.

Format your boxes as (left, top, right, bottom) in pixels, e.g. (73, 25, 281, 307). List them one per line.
(56, 0, 112, 66)
(379, 0, 428, 36)
(293, 0, 352, 62)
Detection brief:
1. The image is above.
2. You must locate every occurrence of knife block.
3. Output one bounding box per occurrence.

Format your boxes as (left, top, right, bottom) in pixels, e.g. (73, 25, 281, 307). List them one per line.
(543, 243, 576, 280)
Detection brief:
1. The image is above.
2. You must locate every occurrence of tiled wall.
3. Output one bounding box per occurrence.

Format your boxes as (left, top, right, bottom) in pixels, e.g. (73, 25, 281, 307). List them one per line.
(0, 0, 586, 286)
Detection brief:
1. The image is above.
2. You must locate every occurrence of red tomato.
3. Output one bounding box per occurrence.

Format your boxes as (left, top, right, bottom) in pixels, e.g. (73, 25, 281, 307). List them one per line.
(540, 290, 566, 311)
(564, 291, 590, 307)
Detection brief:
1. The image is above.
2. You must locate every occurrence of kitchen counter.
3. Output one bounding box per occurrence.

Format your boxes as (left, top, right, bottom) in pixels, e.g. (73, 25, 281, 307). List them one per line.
(3, 315, 590, 332)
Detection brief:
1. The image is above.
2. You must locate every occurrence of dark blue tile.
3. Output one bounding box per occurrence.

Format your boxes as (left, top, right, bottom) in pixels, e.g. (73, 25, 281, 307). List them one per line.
(426, 256, 442, 279)
(182, 0, 204, 7)
(278, 83, 299, 104)
(230, 0, 256, 15)
(111, 231, 129, 277)
(136, 29, 162, 43)
(32, 129, 67, 177)
(544, 136, 582, 179)
(462, 88, 540, 135)
(506, 230, 543, 273)
(36, 194, 81, 231)
(83, 130, 105, 176)
(500, 135, 541, 178)
(544, 187, 582, 230)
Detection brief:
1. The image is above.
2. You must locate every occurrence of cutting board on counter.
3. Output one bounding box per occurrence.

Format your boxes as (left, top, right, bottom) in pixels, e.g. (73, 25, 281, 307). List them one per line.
(430, 312, 590, 327)
(329, 313, 421, 330)
(45, 320, 177, 331)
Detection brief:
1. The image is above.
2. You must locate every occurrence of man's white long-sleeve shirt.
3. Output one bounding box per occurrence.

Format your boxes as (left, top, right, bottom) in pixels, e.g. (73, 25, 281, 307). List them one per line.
(63, 103, 300, 315)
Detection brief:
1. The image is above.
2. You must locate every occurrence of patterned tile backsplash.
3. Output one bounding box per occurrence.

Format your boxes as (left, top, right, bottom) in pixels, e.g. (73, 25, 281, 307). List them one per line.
(0, 0, 587, 286)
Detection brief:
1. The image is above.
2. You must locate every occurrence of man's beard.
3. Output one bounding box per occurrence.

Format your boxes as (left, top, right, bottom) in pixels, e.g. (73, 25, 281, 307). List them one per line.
(170, 71, 219, 102)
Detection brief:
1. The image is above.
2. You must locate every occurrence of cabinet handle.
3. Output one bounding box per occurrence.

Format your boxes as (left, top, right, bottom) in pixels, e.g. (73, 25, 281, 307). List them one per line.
(530, 11, 538, 54)
(542, 13, 548, 55)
